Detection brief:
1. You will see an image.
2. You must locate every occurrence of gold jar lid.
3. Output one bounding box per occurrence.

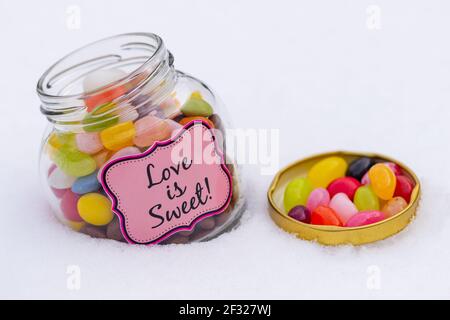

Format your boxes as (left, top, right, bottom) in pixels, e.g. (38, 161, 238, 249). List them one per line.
(267, 151, 421, 245)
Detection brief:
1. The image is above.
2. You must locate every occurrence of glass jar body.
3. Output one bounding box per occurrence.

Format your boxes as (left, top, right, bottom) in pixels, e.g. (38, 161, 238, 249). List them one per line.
(38, 36, 245, 244)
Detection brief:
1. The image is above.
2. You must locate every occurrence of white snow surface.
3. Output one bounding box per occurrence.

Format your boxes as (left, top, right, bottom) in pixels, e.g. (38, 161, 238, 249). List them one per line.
(1, 0, 450, 299)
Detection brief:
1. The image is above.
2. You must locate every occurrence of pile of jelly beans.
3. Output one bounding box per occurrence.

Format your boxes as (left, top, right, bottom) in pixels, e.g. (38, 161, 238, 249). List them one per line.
(283, 156, 415, 227)
(45, 79, 238, 244)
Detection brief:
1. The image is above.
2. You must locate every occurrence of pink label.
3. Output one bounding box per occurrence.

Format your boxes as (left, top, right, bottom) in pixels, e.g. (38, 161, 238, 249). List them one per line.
(100, 121, 232, 245)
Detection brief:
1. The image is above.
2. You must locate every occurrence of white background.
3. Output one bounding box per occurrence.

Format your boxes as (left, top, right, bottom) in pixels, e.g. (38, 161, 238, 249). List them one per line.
(1, 0, 450, 299)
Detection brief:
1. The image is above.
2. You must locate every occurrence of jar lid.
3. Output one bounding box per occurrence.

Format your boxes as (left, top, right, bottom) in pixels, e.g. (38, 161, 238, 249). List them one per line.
(267, 151, 421, 245)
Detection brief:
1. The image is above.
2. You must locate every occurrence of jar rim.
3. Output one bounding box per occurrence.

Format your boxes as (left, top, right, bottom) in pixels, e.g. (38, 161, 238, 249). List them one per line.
(37, 32, 170, 118)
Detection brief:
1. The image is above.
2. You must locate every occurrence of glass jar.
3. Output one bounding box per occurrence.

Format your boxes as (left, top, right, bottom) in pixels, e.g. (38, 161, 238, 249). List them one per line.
(37, 33, 245, 244)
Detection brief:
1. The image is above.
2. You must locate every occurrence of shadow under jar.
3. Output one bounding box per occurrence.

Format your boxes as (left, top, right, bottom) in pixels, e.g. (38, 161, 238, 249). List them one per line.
(38, 33, 245, 244)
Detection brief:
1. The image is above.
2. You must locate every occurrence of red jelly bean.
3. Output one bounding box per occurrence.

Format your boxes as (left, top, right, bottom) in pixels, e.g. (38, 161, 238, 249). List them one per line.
(311, 206, 343, 226)
(60, 190, 82, 222)
(394, 175, 414, 203)
(327, 177, 361, 200)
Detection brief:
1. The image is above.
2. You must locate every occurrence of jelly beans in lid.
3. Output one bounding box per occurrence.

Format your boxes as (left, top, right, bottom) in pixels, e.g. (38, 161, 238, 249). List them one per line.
(267, 151, 421, 245)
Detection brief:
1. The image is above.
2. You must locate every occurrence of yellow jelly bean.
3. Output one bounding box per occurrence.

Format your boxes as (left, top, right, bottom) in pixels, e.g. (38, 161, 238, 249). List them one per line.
(77, 193, 114, 226)
(307, 156, 348, 188)
(368, 163, 397, 200)
(100, 121, 136, 151)
(67, 220, 85, 231)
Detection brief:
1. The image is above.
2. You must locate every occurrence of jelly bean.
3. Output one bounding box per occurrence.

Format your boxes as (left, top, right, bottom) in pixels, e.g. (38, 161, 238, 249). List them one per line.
(80, 224, 107, 238)
(307, 156, 347, 188)
(60, 190, 82, 222)
(345, 211, 385, 227)
(329, 193, 358, 224)
(306, 188, 330, 212)
(72, 171, 100, 194)
(283, 177, 313, 212)
(160, 96, 181, 118)
(311, 206, 343, 226)
(133, 115, 172, 147)
(67, 220, 85, 231)
(179, 116, 215, 128)
(93, 150, 111, 168)
(346, 157, 375, 181)
(288, 205, 311, 223)
(198, 217, 216, 230)
(382, 197, 408, 218)
(353, 185, 380, 211)
(82, 103, 119, 132)
(53, 145, 97, 177)
(97, 146, 141, 182)
(181, 91, 213, 117)
(394, 175, 414, 203)
(83, 69, 127, 112)
(100, 121, 136, 151)
(327, 177, 361, 200)
(75, 132, 103, 155)
(48, 166, 76, 189)
(77, 193, 114, 226)
(384, 162, 402, 175)
(368, 163, 397, 200)
(361, 172, 370, 185)
(106, 218, 125, 242)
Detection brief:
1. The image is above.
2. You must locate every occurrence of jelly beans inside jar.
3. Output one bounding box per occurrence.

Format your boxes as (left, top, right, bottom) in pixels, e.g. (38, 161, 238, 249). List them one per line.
(268, 152, 420, 245)
(38, 33, 245, 244)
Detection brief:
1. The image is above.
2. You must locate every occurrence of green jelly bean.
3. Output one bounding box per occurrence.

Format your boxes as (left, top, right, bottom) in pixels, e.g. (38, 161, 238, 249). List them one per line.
(180, 92, 213, 117)
(354, 185, 380, 211)
(283, 177, 313, 212)
(53, 145, 97, 177)
(82, 102, 119, 132)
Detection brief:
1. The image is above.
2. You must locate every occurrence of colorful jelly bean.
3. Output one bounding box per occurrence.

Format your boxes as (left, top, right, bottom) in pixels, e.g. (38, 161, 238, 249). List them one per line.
(329, 193, 358, 224)
(345, 211, 385, 227)
(60, 190, 82, 222)
(311, 206, 343, 226)
(181, 91, 213, 117)
(179, 116, 215, 128)
(77, 193, 114, 226)
(306, 188, 330, 212)
(133, 115, 172, 147)
(100, 121, 136, 151)
(327, 177, 361, 200)
(53, 145, 97, 177)
(83, 69, 127, 112)
(93, 150, 111, 168)
(346, 157, 375, 181)
(307, 156, 347, 188)
(283, 177, 313, 212)
(354, 185, 380, 211)
(82, 102, 119, 132)
(75, 132, 103, 155)
(48, 166, 76, 189)
(288, 205, 311, 223)
(382, 197, 408, 218)
(383, 162, 402, 175)
(394, 175, 414, 203)
(368, 163, 397, 200)
(72, 171, 101, 194)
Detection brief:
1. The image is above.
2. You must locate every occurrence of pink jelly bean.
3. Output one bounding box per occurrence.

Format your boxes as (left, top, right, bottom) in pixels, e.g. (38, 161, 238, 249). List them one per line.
(133, 115, 172, 147)
(361, 172, 370, 185)
(60, 190, 82, 222)
(345, 211, 385, 227)
(76, 132, 103, 154)
(306, 188, 330, 212)
(97, 146, 141, 181)
(329, 193, 358, 224)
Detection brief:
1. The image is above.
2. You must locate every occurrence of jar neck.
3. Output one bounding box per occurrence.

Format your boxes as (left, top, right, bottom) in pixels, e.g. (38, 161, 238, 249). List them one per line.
(37, 33, 177, 130)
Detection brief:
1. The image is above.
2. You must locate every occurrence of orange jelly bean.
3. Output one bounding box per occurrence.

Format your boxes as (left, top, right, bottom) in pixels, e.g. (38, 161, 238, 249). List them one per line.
(368, 163, 397, 200)
(179, 116, 215, 128)
(311, 205, 343, 226)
